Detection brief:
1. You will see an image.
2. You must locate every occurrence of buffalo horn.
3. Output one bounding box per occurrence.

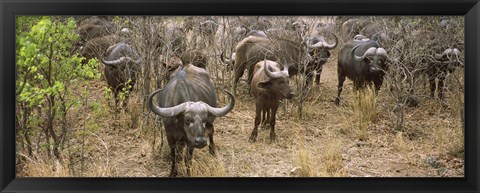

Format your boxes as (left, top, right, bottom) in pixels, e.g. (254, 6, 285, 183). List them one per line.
(353, 47, 377, 62)
(435, 48, 461, 60)
(375, 48, 388, 57)
(263, 60, 283, 79)
(102, 56, 141, 66)
(206, 90, 236, 117)
(220, 51, 234, 66)
(102, 57, 127, 66)
(148, 89, 187, 117)
(308, 33, 338, 50)
(435, 48, 452, 59)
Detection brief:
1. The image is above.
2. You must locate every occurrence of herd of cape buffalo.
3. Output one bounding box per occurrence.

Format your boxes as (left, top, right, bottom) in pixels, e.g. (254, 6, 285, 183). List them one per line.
(74, 16, 464, 177)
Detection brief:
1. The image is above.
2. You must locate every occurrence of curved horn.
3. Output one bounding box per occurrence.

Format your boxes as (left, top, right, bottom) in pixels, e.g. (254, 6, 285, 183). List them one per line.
(220, 51, 227, 63)
(353, 47, 377, 62)
(147, 89, 187, 117)
(354, 34, 369, 41)
(325, 32, 338, 49)
(220, 51, 232, 65)
(308, 33, 338, 50)
(263, 60, 282, 79)
(206, 90, 236, 117)
(102, 57, 128, 66)
(102, 56, 141, 66)
(375, 48, 388, 57)
(133, 57, 142, 64)
(435, 48, 452, 60)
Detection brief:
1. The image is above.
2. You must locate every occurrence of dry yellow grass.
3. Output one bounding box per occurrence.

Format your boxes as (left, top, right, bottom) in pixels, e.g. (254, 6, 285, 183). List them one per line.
(178, 150, 227, 177)
(338, 86, 378, 141)
(18, 155, 70, 177)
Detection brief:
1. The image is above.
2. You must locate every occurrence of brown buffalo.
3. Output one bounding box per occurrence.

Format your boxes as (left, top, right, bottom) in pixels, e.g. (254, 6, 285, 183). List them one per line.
(231, 36, 302, 94)
(249, 60, 295, 143)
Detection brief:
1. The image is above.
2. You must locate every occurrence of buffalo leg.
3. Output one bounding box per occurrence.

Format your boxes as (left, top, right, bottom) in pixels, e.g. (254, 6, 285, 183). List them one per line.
(261, 110, 267, 129)
(168, 146, 176, 177)
(438, 76, 448, 108)
(265, 109, 271, 130)
(270, 105, 278, 143)
(122, 91, 130, 109)
(373, 77, 384, 95)
(184, 146, 194, 177)
(335, 72, 346, 106)
(438, 76, 445, 101)
(428, 71, 437, 98)
(249, 103, 262, 143)
(246, 65, 256, 91)
(305, 71, 314, 90)
(261, 109, 271, 130)
(315, 67, 323, 85)
(169, 141, 183, 177)
(113, 91, 119, 111)
(232, 62, 246, 95)
(206, 122, 216, 156)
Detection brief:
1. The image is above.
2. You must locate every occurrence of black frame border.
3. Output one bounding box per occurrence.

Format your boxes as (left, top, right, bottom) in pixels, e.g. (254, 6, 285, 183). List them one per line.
(1, 0, 479, 193)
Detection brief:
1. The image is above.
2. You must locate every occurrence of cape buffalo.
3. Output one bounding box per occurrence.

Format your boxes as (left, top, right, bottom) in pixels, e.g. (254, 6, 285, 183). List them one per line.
(391, 29, 463, 107)
(305, 33, 338, 88)
(101, 43, 141, 109)
(335, 39, 388, 105)
(249, 60, 295, 143)
(220, 30, 267, 70)
(80, 34, 121, 65)
(232, 34, 336, 95)
(180, 50, 208, 69)
(161, 50, 208, 83)
(148, 64, 235, 177)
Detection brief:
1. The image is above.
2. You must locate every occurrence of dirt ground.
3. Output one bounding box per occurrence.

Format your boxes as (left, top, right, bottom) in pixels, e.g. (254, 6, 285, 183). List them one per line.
(71, 52, 464, 177)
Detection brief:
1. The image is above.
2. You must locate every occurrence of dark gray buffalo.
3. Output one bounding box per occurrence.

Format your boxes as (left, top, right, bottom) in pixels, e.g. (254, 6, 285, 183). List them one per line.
(391, 29, 463, 107)
(335, 39, 388, 105)
(101, 43, 141, 108)
(148, 64, 235, 177)
(80, 34, 122, 65)
(249, 60, 295, 143)
(305, 33, 338, 88)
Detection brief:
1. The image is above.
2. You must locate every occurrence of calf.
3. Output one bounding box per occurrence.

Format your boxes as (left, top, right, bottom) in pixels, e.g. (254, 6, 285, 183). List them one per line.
(249, 60, 295, 143)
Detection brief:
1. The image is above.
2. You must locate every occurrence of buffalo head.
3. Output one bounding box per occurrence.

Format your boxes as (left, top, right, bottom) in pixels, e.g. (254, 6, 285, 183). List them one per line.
(307, 33, 338, 66)
(351, 41, 388, 73)
(148, 89, 235, 148)
(258, 60, 295, 99)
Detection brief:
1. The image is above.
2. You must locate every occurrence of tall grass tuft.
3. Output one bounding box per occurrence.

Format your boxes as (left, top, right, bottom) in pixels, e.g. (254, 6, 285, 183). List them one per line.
(178, 150, 227, 177)
(340, 86, 378, 141)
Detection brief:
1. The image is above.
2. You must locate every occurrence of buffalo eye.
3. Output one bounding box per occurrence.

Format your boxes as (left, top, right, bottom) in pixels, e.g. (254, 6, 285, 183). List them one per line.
(185, 118, 194, 124)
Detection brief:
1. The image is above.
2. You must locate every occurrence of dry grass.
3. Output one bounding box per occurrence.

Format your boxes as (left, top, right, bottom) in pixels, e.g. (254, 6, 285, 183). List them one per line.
(178, 150, 227, 177)
(393, 132, 411, 164)
(17, 154, 70, 177)
(339, 86, 378, 141)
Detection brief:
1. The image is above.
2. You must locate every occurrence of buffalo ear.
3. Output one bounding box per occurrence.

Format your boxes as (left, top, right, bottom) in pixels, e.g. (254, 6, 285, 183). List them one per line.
(257, 80, 272, 89)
